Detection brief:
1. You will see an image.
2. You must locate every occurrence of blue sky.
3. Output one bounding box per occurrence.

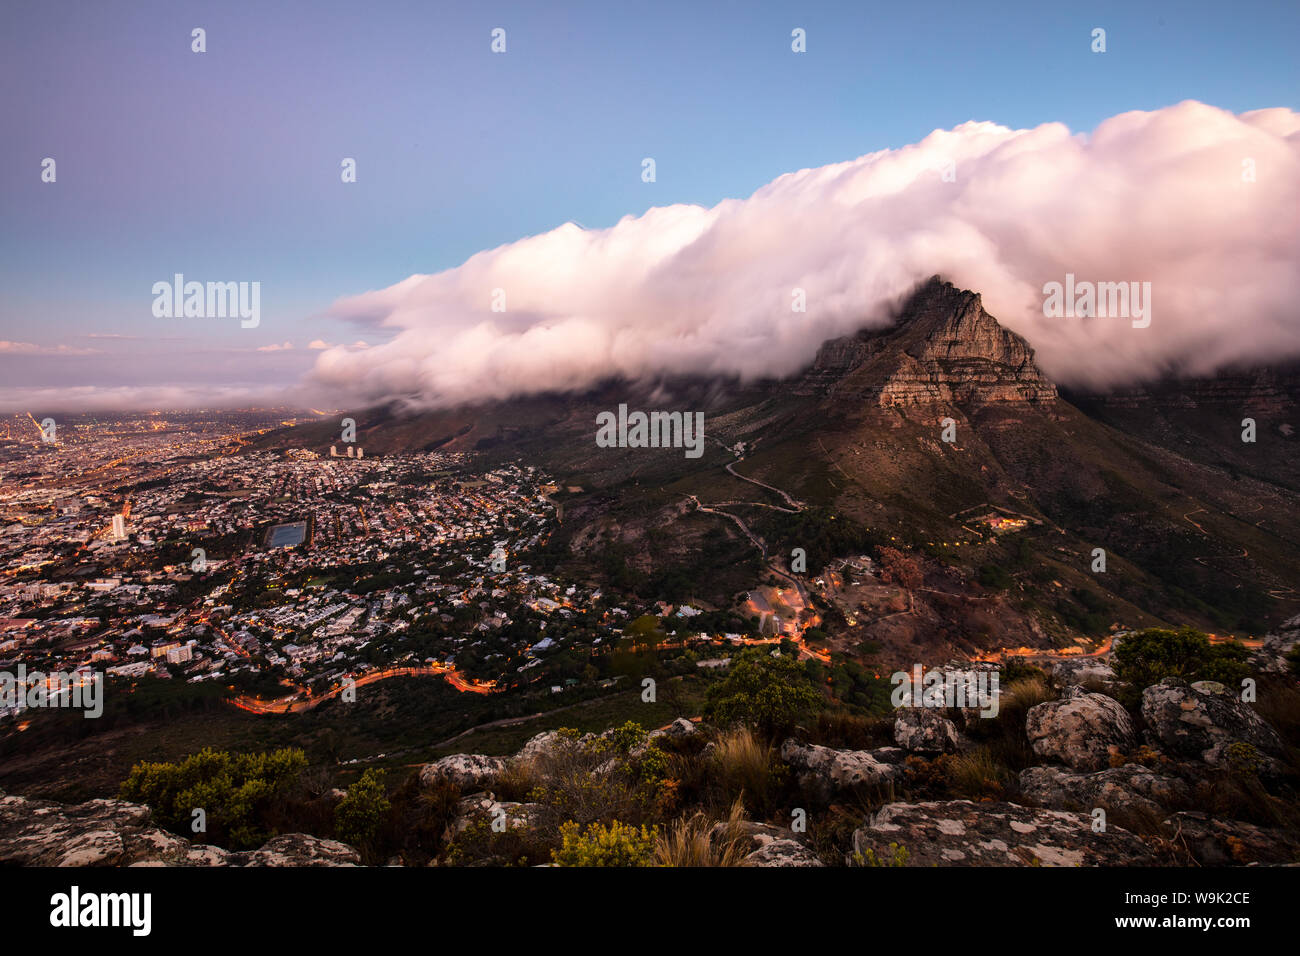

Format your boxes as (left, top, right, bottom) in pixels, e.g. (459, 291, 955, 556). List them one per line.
(1, 0, 1297, 404)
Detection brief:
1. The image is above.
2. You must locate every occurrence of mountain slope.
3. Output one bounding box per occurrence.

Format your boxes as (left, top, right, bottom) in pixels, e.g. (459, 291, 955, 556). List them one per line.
(256, 277, 1300, 658)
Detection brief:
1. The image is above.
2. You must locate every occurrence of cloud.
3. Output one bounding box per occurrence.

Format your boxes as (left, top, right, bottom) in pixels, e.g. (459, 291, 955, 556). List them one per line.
(0, 382, 312, 414)
(0, 340, 100, 356)
(257, 341, 295, 352)
(308, 101, 1300, 408)
(308, 339, 369, 351)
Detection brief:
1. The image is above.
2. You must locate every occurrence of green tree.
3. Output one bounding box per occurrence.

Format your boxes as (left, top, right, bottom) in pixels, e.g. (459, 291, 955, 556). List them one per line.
(705, 648, 823, 735)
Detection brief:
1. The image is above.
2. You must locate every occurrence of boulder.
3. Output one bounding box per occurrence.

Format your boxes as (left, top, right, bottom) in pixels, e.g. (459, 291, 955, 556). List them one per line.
(893, 708, 960, 753)
(1026, 687, 1137, 770)
(1141, 678, 1284, 761)
(449, 795, 546, 836)
(742, 839, 825, 867)
(1019, 764, 1190, 819)
(1250, 613, 1300, 675)
(418, 754, 508, 793)
(1049, 658, 1119, 689)
(516, 730, 592, 764)
(852, 800, 1157, 866)
(780, 740, 901, 801)
(0, 793, 358, 867)
(235, 834, 360, 867)
(1166, 811, 1300, 866)
(707, 819, 792, 852)
(662, 717, 697, 737)
(868, 746, 908, 765)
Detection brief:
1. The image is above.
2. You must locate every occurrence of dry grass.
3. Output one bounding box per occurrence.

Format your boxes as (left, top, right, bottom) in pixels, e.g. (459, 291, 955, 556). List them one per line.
(654, 797, 751, 867)
(999, 675, 1054, 715)
(944, 746, 1014, 800)
(707, 726, 778, 813)
(961, 675, 1057, 772)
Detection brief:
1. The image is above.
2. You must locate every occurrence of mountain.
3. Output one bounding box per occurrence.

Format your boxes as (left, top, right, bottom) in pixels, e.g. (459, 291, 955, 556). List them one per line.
(796, 276, 1058, 406)
(257, 277, 1300, 664)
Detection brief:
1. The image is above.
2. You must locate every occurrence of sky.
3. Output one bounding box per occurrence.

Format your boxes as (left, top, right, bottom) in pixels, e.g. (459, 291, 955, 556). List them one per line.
(1, 0, 1298, 411)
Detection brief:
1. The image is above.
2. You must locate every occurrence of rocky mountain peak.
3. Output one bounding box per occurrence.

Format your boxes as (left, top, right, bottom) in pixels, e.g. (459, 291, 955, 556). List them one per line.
(797, 276, 1058, 407)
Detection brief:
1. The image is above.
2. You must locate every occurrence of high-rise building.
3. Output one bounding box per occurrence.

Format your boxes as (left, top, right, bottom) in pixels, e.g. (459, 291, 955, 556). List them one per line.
(111, 514, 125, 540)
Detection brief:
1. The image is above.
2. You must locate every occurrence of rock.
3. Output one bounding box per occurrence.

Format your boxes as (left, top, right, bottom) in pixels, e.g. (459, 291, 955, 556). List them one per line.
(780, 740, 901, 801)
(449, 795, 545, 837)
(418, 754, 508, 793)
(708, 819, 793, 852)
(1141, 678, 1284, 761)
(516, 730, 591, 765)
(0, 793, 359, 867)
(1026, 687, 1137, 770)
(235, 834, 360, 867)
(1049, 658, 1119, 688)
(1251, 613, 1300, 675)
(1166, 812, 1300, 866)
(742, 839, 825, 867)
(852, 800, 1157, 866)
(0, 794, 228, 866)
(893, 708, 960, 753)
(663, 717, 696, 737)
(1019, 764, 1190, 819)
(796, 278, 1057, 407)
(709, 817, 821, 867)
(868, 747, 908, 765)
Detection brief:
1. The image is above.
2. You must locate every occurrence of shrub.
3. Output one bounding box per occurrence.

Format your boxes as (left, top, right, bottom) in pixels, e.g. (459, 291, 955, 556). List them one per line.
(1224, 742, 1263, 778)
(380, 770, 462, 866)
(1113, 627, 1250, 689)
(593, 721, 670, 785)
(552, 820, 658, 867)
(119, 747, 308, 849)
(444, 817, 553, 867)
(853, 842, 910, 867)
(334, 769, 390, 854)
(978, 564, 1013, 591)
(519, 728, 660, 830)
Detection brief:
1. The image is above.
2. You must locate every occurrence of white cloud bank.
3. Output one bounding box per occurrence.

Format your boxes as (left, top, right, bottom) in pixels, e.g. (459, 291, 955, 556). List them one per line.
(310, 101, 1300, 409)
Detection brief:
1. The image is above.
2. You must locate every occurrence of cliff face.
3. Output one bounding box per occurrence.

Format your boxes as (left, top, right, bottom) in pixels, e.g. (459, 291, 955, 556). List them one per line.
(797, 276, 1058, 407)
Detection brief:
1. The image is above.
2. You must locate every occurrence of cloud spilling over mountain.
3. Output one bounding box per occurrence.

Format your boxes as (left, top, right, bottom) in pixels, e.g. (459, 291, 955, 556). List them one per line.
(310, 101, 1300, 410)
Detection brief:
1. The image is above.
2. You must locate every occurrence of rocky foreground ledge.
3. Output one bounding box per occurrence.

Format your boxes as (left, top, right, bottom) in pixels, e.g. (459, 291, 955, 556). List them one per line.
(0, 793, 359, 867)
(3, 651, 1299, 867)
